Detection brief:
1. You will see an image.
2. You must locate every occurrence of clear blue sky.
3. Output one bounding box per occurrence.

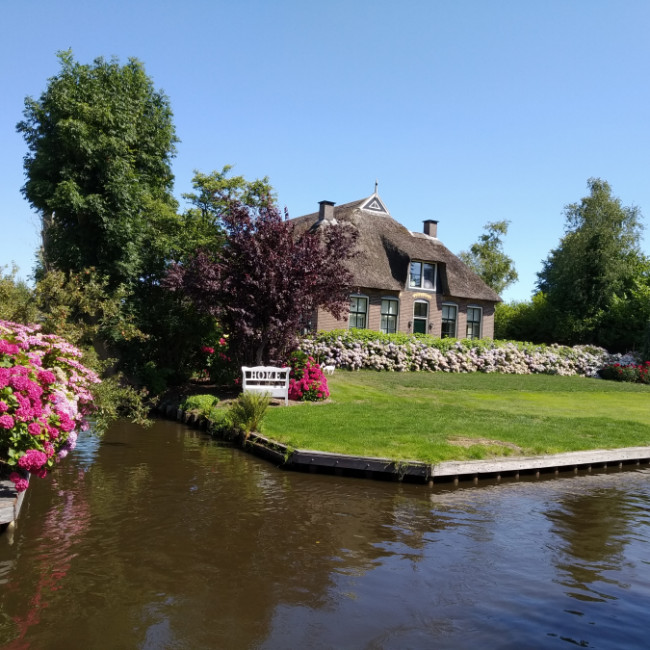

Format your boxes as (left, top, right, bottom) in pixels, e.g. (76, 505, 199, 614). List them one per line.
(2, 0, 649, 302)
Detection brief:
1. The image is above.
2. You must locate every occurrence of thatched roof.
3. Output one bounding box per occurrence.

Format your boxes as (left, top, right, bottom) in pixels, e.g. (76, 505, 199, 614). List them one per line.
(291, 194, 501, 302)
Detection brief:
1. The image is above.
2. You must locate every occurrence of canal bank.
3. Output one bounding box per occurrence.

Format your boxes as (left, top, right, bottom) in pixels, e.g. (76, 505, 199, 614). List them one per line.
(160, 402, 650, 485)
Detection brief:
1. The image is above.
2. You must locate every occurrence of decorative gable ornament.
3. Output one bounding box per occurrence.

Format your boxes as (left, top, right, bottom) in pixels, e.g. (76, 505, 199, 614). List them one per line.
(360, 194, 389, 215)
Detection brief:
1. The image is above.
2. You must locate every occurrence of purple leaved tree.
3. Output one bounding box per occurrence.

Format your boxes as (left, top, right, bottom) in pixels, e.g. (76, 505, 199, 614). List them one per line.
(166, 200, 357, 365)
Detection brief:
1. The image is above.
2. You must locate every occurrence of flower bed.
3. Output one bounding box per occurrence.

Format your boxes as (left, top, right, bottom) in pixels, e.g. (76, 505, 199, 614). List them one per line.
(299, 330, 636, 378)
(599, 361, 650, 384)
(0, 320, 100, 492)
(286, 351, 329, 401)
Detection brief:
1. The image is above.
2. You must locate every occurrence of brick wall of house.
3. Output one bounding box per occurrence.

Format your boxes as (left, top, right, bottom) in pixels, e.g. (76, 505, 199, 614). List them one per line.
(313, 289, 496, 339)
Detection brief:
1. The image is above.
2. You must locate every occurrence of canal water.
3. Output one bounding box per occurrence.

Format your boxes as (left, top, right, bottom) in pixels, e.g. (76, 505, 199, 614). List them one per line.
(1, 420, 649, 649)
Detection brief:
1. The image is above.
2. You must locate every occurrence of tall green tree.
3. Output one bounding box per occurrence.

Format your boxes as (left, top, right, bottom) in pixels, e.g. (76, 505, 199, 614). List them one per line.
(178, 166, 275, 258)
(537, 178, 646, 348)
(459, 220, 518, 295)
(17, 50, 179, 287)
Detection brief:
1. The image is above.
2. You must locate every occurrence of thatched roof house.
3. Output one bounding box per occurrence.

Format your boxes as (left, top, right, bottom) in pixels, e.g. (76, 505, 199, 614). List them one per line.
(291, 192, 501, 339)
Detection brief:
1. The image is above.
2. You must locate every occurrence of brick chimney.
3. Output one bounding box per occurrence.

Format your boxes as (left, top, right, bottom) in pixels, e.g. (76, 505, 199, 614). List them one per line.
(423, 219, 438, 238)
(318, 200, 336, 222)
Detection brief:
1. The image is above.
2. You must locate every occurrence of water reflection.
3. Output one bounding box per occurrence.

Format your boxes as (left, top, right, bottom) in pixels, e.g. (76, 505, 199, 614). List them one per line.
(0, 421, 649, 649)
(547, 488, 632, 601)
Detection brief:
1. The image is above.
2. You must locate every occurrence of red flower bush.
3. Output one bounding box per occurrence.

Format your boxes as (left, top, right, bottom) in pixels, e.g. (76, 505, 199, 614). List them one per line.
(286, 351, 329, 402)
(199, 336, 237, 386)
(599, 361, 650, 384)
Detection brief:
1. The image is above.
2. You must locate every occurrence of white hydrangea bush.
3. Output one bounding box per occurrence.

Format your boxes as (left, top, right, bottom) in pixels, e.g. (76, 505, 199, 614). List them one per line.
(299, 331, 637, 377)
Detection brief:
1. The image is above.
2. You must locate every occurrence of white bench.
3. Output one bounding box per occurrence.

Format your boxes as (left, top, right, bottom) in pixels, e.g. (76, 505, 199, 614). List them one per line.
(241, 366, 290, 405)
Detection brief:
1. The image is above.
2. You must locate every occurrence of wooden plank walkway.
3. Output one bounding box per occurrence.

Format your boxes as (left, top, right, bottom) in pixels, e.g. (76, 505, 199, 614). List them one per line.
(429, 446, 650, 483)
(0, 477, 27, 527)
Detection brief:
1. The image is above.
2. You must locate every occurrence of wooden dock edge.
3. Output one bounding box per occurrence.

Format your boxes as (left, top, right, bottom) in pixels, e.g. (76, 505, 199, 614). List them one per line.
(1, 478, 28, 528)
(157, 403, 650, 485)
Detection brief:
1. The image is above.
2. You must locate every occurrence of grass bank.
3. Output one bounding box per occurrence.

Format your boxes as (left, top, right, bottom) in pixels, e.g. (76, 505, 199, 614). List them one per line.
(262, 371, 650, 463)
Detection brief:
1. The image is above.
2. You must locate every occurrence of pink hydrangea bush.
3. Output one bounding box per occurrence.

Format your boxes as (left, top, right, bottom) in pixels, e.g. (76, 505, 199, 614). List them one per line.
(286, 351, 329, 402)
(0, 320, 100, 492)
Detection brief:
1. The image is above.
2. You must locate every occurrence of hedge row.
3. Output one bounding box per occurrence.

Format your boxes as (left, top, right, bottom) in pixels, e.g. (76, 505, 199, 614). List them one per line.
(299, 330, 637, 377)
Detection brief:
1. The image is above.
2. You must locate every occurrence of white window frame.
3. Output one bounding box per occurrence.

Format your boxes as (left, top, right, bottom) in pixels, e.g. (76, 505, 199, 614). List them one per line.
(466, 305, 482, 339)
(409, 260, 436, 291)
(380, 297, 399, 334)
(413, 299, 429, 334)
(441, 302, 458, 339)
(349, 294, 368, 329)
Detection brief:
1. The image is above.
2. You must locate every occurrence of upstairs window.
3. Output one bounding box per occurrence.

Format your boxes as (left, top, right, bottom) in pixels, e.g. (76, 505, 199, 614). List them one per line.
(413, 300, 429, 334)
(441, 303, 457, 338)
(466, 306, 482, 339)
(349, 295, 368, 329)
(380, 298, 399, 334)
(409, 261, 436, 290)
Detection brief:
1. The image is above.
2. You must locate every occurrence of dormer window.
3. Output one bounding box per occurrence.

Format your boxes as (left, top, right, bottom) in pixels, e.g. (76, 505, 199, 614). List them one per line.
(409, 261, 436, 290)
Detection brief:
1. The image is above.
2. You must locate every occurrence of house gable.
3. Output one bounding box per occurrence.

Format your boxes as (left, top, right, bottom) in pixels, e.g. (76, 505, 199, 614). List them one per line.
(360, 193, 390, 215)
(290, 191, 500, 339)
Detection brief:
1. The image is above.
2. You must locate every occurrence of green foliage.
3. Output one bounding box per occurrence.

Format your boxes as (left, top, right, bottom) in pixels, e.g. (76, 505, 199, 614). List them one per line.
(179, 166, 274, 257)
(91, 374, 152, 431)
(311, 328, 498, 354)
(180, 394, 220, 411)
(138, 361, 173, 397)
(643, 321, 650, 363)
(227, 391, 270, 434)
(599, 362, 650, 384)
(179, 394, 220, 417)
(0, 266, 38, 324)
(30, 268, 153, 425)
(15, 51, 221, 392)
(494, 293, 554, 343)
(206, 408, 232, 436)
(18, 50, 179, 287)
(537, 178, 647, 348)
(458, 220, 518, 295)
(34, 268, 144, 353)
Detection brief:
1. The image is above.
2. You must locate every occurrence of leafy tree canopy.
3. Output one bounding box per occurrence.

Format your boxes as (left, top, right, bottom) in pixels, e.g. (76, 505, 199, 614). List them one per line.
(178, 166, 275, 259)
(17, 50, 179, 287)
(537, 178, 646, 346)
(0, 265, 38, 324)
(166, 200, 358, 365)
(459, 220, 518, 295)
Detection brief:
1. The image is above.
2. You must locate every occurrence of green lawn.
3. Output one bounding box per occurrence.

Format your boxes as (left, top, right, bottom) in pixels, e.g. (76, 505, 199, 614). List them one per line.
(262, 371, 650, 463)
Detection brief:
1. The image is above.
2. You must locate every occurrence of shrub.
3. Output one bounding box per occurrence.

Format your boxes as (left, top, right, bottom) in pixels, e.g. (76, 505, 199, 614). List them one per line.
(0, 320, 100, 492)
(180, 394, 220, 418)
(139, 361, 173, 396)
(227, 391, 270, 435)
(286, 350, 329, 401)
(599, 361, 650, 384)
(299, 329, 634, 378)
(206, 408, 233, 437)
(199, 337, 237, 386)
